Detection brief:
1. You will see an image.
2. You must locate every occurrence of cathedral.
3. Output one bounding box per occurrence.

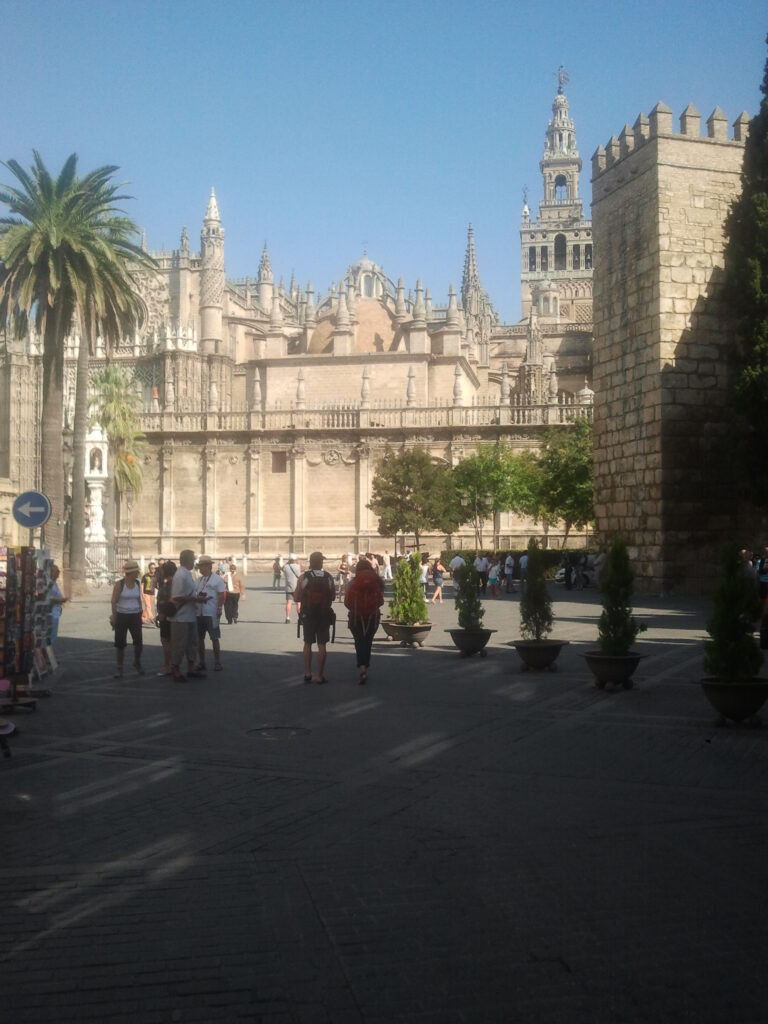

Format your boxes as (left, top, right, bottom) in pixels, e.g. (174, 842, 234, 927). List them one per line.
(0, 82, 594, 561)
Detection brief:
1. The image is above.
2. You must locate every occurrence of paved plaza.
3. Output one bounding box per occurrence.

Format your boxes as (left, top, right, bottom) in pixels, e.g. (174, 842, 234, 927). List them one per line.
(3, 576, 768, 1023)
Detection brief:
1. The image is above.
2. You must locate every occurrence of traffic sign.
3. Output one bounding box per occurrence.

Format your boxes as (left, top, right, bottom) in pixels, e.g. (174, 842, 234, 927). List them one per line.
(13, 490, 52, 529)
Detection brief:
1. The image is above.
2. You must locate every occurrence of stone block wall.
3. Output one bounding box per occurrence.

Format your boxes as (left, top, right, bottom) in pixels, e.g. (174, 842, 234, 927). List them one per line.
(591, 104, 748, 592)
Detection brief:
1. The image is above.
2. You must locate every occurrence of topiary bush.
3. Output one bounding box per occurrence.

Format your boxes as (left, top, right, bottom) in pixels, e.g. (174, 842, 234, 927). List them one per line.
(597, 538, 646, 655)
(389, 552, 429, 625)
(453, 564, 485, 630)
(519, 539, 553, 640)
(704, 542, 763, 680)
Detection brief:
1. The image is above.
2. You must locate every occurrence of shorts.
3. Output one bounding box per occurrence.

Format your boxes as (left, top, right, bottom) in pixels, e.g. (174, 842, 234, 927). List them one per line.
(114, 612, 143, 650)
(301, 614, 331, 646)
(197, 616, 221, 641)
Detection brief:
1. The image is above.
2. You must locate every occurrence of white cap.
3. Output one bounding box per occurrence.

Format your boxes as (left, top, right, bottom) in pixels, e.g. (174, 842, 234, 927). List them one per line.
(289, 552, 297, 559)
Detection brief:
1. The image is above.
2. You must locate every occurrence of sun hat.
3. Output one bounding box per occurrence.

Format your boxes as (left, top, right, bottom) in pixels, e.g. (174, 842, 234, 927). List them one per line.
(289, 552, 297, 560)
(123, 559, 140, 572)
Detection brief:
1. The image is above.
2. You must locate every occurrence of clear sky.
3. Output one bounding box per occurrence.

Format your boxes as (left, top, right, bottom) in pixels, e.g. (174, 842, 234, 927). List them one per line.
(2, 0, 766, 323)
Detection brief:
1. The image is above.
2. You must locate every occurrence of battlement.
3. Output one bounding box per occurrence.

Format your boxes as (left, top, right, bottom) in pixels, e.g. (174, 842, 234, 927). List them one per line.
(592, 103, 750, 179)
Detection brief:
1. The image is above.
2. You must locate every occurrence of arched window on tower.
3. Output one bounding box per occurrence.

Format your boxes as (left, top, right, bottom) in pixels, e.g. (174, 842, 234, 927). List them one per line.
(554, 175, 568, 202)
(572, 244, 581, 270)
(585, 244, 593, 270)
(528, 246, 536, 271)
(554, 234, 567, 271)
(540, 246, 548, 272)
(542, 297, 550, 314)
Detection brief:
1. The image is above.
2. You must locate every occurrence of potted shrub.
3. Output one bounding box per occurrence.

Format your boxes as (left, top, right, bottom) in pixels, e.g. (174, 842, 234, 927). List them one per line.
(381, 553, 432, 647)
(446, 564, 496, 657)
(702, 542, 768, 725)
(511, 539, 568, 670)
(583, 537, 645, 689)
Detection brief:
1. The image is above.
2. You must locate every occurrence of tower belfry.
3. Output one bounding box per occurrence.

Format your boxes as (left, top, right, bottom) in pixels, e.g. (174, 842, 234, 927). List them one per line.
(520, 76, 593, 321)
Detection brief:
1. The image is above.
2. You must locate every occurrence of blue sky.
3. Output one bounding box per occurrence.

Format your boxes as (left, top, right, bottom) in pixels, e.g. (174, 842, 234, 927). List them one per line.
(2, 0, 766, 322)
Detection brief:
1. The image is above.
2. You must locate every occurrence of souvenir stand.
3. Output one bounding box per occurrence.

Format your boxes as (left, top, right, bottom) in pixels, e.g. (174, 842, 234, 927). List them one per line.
(0, 546, 56, 743)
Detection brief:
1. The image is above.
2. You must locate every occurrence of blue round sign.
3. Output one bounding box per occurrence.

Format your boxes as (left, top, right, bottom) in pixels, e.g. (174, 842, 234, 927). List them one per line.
(13, 490, 52, 529)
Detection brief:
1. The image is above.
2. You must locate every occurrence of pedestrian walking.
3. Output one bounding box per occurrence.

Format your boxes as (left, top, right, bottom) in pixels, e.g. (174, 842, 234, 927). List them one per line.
(504, 552, 516, 593)
(195, 555, 227, 673)
(488, 558, 501, 598)
(272, 554, 283, 589)
(474, 551, 489, 595)
(519, 550, 529, 591)
(109, 559, 145, 678)
(345, 558, 384, 684)
(223, 561, 246, 623)
(141, 562, 157, 624)
(294, 551, 336, 684)
(155, 560, 177, 676)
(420, 555, 430, 597)
(283, 554, 302, 623)
(430, 557, 447, 604)
(170, 549, 206, 682)
(48, 564, 67, 646)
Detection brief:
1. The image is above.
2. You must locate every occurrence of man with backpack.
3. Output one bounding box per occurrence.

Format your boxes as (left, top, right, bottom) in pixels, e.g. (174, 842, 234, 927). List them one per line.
(294, 552, 336, 684)
(344, 557, 384, 684)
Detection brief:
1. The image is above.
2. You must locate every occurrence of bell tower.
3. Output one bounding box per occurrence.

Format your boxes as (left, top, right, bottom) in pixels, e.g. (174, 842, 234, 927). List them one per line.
(520, 69, 593, 320)
(200, 187, 225, 354)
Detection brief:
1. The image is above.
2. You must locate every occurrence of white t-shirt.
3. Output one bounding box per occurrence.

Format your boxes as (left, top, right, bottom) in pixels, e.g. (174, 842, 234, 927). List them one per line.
(196, 572, 226, 617)
(420, 563, 429, 584)
(171, 566, 198, 623)
(504, 555, 515, 575)
(449, 555, 466, 572)
(474, 556, 489, 573)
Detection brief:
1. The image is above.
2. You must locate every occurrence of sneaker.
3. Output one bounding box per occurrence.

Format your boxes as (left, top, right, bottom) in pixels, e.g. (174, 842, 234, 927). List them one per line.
(284, 617, 290, 623)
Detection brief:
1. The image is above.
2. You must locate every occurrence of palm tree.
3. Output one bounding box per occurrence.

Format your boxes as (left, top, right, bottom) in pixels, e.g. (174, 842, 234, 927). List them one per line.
(0, 152, 149, 568)
(90, 364, 146, 555)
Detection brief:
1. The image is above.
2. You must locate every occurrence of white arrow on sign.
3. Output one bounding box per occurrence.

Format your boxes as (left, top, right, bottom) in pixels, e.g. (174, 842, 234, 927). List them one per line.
(16, 501, 48, 519)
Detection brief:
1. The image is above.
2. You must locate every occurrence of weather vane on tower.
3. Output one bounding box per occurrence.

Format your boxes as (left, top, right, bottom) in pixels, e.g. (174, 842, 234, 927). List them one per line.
(557, 65, 569, 94)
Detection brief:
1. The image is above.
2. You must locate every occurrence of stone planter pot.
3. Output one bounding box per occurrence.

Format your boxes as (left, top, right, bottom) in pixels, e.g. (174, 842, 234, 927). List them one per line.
(701, 678, 768, 726)
(446, 628, 496, 658)
(511, 639, 569, 672)
(583, 651, 644, 689)
(381, 620, 432, 647)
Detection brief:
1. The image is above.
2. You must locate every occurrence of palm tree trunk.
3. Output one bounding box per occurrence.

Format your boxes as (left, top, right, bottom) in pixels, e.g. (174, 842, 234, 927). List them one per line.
(68, 324, 90, 594)
(40, 320, 65, 562)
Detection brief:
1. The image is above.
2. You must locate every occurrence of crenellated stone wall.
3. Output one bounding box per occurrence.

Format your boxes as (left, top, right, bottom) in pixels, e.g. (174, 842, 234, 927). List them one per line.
(591, 102, 749, 593)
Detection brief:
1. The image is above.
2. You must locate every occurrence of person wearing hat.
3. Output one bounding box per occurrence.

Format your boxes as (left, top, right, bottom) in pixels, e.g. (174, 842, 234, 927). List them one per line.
(109, 559, 145, 678)
(283, 553, 302, 624)
(194, 555, 227, 672)
(294, 551, 336, 684)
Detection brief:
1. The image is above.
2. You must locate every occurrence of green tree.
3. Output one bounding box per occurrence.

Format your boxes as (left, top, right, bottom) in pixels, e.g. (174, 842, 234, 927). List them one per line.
(597, 538, 646, 655)
(389, 552, 429, 624)
(369, 446, 461, 550)
(723, 36, 768, 503)
(453, 445, 542, 550)
(519, 539, 552, 640)
(537, 418, 594, 547)
(91, 365, 146, 554)
(704, 542, 763, 679)
(0, 152, 149, 565)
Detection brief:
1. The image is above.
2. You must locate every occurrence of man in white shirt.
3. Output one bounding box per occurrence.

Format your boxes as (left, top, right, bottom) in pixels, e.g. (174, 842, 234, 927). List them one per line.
(519, 550, 529, 591)
(504, 553, 516, 594)
(195, 555, 227, 672)
(170, 549, 205, 682)
(449, 554, 466, 573)
(382, 550, 392, 581)
(473, 552, 490, 595)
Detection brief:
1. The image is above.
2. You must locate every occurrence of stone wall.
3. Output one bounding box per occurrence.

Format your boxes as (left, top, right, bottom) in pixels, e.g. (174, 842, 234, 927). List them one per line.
(591, 104, 748, 593)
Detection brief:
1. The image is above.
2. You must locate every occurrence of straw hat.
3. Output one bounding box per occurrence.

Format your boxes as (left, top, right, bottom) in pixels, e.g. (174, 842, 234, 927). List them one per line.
(123, 559, 140, 572)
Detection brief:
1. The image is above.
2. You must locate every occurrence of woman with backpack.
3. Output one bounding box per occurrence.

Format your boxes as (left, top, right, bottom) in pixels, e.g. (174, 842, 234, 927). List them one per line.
(344, 558, 384, 685)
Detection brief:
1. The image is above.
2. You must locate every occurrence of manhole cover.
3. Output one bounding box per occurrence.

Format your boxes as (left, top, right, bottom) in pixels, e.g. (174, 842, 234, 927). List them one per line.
(247, 726, 311, 740)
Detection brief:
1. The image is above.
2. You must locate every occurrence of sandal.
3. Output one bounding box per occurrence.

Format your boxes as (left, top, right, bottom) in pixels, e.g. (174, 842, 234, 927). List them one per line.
(315, 677, 329, 685)
(303, 675, 313, 684)
(359, 671, 367, 685)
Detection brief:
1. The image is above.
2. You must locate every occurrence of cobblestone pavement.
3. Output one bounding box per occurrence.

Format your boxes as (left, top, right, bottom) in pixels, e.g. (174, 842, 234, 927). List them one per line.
(3, 577, 768, 1023)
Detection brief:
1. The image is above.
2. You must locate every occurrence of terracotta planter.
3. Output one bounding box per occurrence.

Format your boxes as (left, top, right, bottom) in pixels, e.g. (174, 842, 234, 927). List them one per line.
(380, 620, 432, 647)
(583, 651, 644, 689)
(701, 678, 768, 725)
(446, 628, 496, 658)
(511, 639, 569, 672)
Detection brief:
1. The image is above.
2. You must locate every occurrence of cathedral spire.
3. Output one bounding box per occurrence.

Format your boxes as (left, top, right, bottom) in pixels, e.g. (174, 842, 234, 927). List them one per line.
(204, 186, 221, 224)
(461, 223, 481, 313)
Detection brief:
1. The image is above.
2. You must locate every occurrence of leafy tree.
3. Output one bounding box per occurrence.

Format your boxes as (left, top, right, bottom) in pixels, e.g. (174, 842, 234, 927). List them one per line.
(704, 542, 763, 679)
(452, 445, 543, 549)
(537, 418, 594, 547)
(723, 36, 768, 503)
(369, 446, 461, 549)
(91, 365, 146, 552)
(0, 152, 149, 567)
(389, 552, 429, 624)
(453, 564, 485, 630)
(597, 538, 646, 655)
(519, 539, 552, 640)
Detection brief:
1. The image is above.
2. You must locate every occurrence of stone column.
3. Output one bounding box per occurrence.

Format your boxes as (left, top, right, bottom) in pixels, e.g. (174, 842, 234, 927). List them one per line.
(245, 444, 260, 552)
(160, 441, 174, 547)
(202, 443, 217, 547)
(355, 443, 372, 540)
(289, 444, 305, 551)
